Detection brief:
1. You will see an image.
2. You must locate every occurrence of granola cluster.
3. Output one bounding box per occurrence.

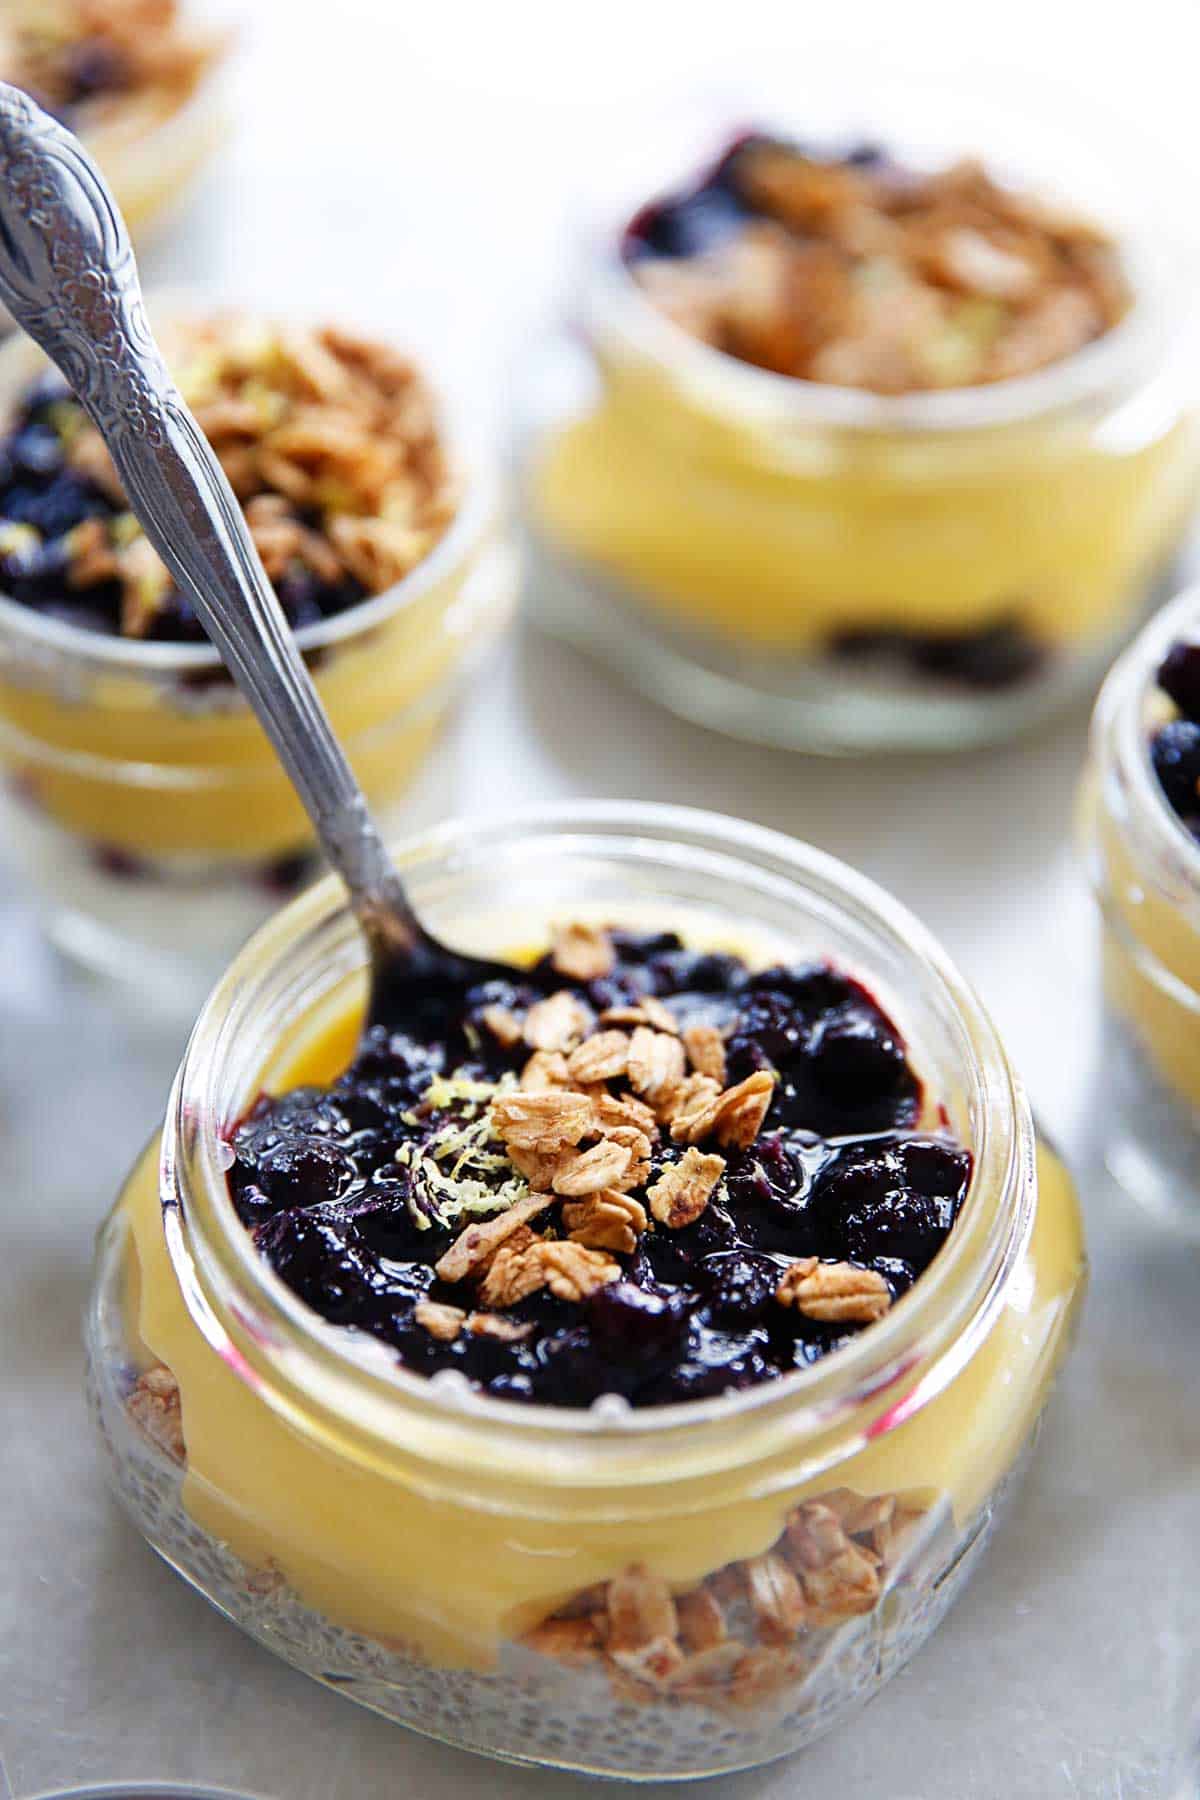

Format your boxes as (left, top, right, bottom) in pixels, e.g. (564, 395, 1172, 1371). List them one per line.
(123, 1356, 925, 1715)
(2, 0, 220, 124)
(0, 314, 458, 642)
(425, 933, 891, 1340)
(627, 135, 1132, 393)
(231, 921, 970, 1407)
(522, 1484, 925, 1709)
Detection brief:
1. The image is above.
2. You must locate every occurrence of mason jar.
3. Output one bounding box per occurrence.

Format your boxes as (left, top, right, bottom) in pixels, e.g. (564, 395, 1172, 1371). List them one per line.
(0, 317, 516, 1014)
(85, 803, 1085, 1778)
(1081, 585, 1200, 1231)
(518, 133, 1200, 753)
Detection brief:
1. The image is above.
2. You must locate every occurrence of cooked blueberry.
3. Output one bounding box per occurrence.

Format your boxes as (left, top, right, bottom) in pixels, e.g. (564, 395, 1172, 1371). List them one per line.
(809, 1010, 909, 1099)
(1158, 641, 1200, 723)
(234, 1132, 354, 1215)
(228, 933, 971, 1407)
(810, 1138, 967, 1270)
(700, 1253, 777, 1327)
(588, 1283, 692, 1361)
(255, 1210, 383, 1319)
(1151, 720, 1200, 820)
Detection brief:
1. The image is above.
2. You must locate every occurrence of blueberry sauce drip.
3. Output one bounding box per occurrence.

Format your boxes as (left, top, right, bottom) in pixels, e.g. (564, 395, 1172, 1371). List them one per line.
(832, 618, 1046, 693)
(0, 376, 367, 643)
(1151, 641, 1200, 840)
(229, 932, 972, 1409)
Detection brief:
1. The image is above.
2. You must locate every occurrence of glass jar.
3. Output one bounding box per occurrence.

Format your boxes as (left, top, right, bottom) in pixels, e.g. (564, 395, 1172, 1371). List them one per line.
(0, 323, 516, 1015)
(1081, 585, 1200, 1231)
(85, 803, 1085, 1779)
(518, 139, 1200, 753)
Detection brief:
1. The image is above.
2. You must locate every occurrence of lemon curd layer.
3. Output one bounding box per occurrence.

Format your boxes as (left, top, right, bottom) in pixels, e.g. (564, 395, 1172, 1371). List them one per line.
(1095, 795, 1200, 1109)
(0, 536, 495, 860)
(117, 998, 1084, 1670)
(533, 357, 1200, 653)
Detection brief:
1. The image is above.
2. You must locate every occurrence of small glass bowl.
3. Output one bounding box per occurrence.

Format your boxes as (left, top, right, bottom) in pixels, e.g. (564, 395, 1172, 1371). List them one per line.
(7, 2, 234, 246)
(0, 314, 516, 1014)
(1081, 584, 1200, 1232)
(518, 124, 1200, 753)
(85, 802, 1085, 1779)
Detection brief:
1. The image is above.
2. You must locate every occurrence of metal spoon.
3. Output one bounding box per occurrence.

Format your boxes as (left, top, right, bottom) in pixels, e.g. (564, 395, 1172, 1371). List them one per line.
(0, 82, 531, 1025)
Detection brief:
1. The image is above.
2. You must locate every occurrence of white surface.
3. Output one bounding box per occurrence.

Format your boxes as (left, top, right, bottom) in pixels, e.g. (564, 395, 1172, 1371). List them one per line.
(2, 2, 1200, 1796)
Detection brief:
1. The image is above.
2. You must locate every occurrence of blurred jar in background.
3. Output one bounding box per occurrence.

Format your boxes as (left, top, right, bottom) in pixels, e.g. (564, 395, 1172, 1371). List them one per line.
(0, 302, 516, 1013)
(0, 0, 233, 240)
(520, 124, 1200, 752)
(1081, 585, 1200, 1231)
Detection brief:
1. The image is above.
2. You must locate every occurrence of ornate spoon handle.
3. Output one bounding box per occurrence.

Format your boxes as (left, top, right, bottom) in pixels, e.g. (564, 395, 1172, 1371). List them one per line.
(0, 81, 418, 955)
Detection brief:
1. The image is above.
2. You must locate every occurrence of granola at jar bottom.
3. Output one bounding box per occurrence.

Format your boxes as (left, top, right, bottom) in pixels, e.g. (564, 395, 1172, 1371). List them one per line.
(85, 811, 1086, 1775)
(523, 125, 1200, 751)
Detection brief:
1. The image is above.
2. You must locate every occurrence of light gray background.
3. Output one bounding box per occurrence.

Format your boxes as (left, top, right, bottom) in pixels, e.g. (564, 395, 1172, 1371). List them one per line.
(2, 2, 1199, 1796)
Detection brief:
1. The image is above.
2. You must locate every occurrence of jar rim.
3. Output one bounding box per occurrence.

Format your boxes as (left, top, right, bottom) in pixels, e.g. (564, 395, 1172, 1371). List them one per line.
(587, 243, 1177, 434)
(1092, 581, 1200, 900)
(162, 802, 1037, 1485)
(0, 297, 494, 676)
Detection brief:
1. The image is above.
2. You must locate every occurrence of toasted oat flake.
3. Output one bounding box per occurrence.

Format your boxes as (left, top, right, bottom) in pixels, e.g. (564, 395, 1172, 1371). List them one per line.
(711, 1070, 775, 1149)
(666, 1073, 724, 1142)
(566, 1030, 630, 1084)
(647, 1146, 726, 1229)
(480, 1004, 524, 1048)
(745, 1552, 807, 1645)
(523, 991, 592, 1054)
(467, 1311, 535, 1343)
(477, 1230, 548, 1308)
(434, 1193, 554, 1283)
(776, 1259, 891, 1323)
(676, 1586, 727, 1653)
(562, 1188, 648, 1254)
(490, 1088, 592, 1154)
(413, 1299, 467, 1342)
(537, 1240, 620, 1301)
(626, 1027, 687, 1104)
(682, 1022, 727, 1084)
(519, 1050, 571, 1092)
(599, 997, 679, 1034)
(128, 1364, 185, 1464)
(552, 1137, 635, 1197)
(607, 1563, 679, 1650)
(551, 922, 615, 981)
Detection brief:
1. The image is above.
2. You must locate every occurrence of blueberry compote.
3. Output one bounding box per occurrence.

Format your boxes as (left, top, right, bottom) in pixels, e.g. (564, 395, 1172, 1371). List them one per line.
(1151, 641, 1200, 840)
(0, 376, 366, 642)
(229, 932, 971, 1409)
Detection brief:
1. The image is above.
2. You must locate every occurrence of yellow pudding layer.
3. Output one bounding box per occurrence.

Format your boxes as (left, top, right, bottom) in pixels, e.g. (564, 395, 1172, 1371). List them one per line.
(534, 355, 1200, 652)
(1093, 790, 1200, 1108)
(117, 1004, 1084, 1670)
(0, 527, 507, 861)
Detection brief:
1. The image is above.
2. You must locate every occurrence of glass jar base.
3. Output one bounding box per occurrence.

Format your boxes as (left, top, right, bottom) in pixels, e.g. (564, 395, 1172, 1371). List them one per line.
(1097, 1005, 1200, 1239)
(86, 1210, 1036, 1781)
(524, 529, 1175, 755)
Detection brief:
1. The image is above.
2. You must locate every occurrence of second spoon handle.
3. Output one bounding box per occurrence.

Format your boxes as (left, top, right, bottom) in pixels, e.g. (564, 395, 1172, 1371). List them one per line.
(0, 81, 418, 954)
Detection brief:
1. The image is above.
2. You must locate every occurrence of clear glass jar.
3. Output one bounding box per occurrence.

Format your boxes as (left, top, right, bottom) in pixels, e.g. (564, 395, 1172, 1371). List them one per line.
(1081, 585, 1200, 1231)
(518, 138, 1200, 753)
(0, 323, 516, 1015)
(85, 803, 1085, 1779)
(7, 2, 233, 246)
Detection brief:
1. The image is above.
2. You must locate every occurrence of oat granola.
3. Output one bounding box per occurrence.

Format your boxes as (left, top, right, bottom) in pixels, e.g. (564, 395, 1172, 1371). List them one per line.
(0, 312, 458, 644)
(626, 134, 1132, 393)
